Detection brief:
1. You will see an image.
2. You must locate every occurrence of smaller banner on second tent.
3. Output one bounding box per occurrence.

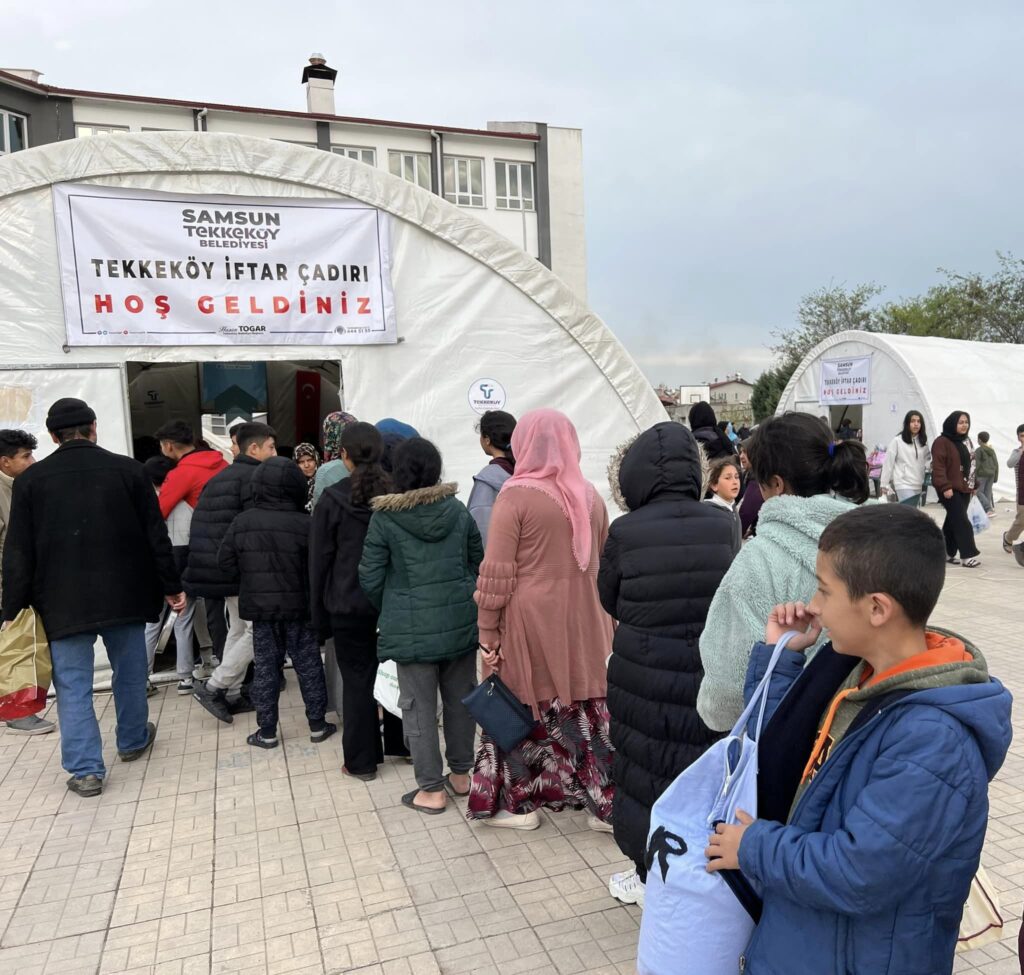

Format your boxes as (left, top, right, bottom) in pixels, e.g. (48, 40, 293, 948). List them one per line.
(819, 355, 871, 405)
(53, 184, 397, 347)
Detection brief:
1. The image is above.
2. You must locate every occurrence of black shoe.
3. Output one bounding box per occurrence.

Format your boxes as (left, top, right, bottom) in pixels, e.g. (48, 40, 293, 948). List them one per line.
(310, 722, 337, 743)
(66, 774, 103, 797)
(193, 683, 233, 724)
(227, 694, 255, 716)
(118, 722, 157, 762)
(247, 731, 279, 749)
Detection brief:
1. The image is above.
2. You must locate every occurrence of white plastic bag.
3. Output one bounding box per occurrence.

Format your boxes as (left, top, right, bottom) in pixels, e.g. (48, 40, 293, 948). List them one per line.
(956, 865, 1004, 952)
(967, 495, 990, 534)
(637, 632, 798, 975)
(373, 661, 402, 717)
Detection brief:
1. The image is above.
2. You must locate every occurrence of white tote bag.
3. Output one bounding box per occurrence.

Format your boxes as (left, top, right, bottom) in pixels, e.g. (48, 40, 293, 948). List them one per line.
(637, 632, 798, 975)
(956, 865, 1004, 952)
(373, 661, 402, 718)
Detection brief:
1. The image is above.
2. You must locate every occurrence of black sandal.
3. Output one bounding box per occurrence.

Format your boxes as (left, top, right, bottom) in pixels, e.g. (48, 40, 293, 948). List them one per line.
(402, 789, 447, 815)
(444, 774, 470, 797)
(247, 731, 279, 749)
(946, 556, 961, 565)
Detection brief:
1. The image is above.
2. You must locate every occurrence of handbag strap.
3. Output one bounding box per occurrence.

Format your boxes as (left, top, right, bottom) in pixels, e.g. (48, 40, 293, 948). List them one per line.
(728, 630, 802, 742)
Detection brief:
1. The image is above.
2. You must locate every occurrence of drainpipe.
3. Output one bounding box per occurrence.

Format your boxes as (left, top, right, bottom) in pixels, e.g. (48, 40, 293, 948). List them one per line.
(193, 108, 208, 132)
(430, 129, 443, 197)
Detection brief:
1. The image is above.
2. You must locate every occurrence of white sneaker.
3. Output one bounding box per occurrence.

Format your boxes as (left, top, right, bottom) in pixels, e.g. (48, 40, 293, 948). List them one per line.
(609, 867, 645, 907)
(177, 678, 194, 695)
(480, 809, 541, 831)
(192, 661, 213, 680)
(587, 815, 613, 833)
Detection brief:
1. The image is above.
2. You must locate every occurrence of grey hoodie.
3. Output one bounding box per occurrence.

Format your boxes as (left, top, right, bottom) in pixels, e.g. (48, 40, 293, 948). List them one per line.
(467, 463, 512, 546)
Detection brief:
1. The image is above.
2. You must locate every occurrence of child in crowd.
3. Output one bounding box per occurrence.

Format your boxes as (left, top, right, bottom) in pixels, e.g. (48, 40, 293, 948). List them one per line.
(974, 431, 998, 516)
(706, 504, 1011, 975)
(705, 456, 742, 550)
(359, 437, 483, 814)
(143, 456, 205, 695)
(218, 456, 334, 748)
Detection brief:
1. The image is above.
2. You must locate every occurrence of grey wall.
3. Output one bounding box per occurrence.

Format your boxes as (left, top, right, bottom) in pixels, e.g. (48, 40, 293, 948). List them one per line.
(0, 81, 75, 147)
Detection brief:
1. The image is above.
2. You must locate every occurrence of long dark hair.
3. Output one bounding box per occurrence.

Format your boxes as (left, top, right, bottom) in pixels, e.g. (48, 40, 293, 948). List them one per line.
(900, 410, 928, 446)
(392, 437, 443, 493)
(480, 410, 517, 464)
(748, 412, 870, 504)
(340, 422, 390, 504)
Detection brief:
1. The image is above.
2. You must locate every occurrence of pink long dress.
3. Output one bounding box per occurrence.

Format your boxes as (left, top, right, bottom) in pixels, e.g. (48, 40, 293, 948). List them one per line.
(468, 484, 615, 819)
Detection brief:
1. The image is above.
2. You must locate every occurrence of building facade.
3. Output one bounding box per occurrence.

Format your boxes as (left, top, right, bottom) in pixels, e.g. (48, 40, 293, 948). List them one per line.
(0, 58, 588, 299)
(709, 374, 754, 426)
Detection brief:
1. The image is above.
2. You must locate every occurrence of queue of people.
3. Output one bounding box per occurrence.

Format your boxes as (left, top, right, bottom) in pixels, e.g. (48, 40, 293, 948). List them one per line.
(0, 395, 1017, 975)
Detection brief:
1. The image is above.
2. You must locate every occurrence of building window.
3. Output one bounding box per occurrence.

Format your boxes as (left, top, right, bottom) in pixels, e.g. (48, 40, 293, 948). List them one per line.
(389, 150, 432, 190)
(333, 145, 376, 166)
(0, 109, 28, 154)
(495, 160, 534, 211)
(442, 155, 484, 207)
(76, 124, 131, 137)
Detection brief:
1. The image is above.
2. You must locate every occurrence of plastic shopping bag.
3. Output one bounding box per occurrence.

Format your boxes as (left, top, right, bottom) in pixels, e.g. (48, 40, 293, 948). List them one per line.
(0, 608, 51, 720)
(967, 495, 990, 534)
(373, 660, 402, 717)
(956, 865, 1004, 952)
(637, 632, 799, 975)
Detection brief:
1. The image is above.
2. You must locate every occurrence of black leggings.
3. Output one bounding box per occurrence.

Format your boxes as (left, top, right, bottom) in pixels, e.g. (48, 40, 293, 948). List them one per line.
(940, 491, 979, 560)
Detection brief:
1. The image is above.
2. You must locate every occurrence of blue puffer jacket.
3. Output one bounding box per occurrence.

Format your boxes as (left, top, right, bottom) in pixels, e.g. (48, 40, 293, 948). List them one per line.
(738, 641, 1012, 975)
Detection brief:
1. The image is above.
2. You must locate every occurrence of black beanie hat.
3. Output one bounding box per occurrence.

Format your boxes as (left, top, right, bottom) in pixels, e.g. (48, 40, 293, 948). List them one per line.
(45, 397, 97, 432)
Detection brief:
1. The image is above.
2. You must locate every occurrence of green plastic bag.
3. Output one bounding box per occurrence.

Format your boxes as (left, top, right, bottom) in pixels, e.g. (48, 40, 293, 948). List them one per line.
(0, 608, 51, 720)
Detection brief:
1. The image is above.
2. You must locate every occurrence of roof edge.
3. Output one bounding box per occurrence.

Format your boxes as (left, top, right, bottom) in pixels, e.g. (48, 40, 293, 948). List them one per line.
(0, 69, 540, 141)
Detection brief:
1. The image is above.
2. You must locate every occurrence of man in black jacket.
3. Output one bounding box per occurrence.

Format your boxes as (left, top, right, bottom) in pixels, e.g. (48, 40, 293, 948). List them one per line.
(185, 422, 276, 723)
(1, 398, 185, 797)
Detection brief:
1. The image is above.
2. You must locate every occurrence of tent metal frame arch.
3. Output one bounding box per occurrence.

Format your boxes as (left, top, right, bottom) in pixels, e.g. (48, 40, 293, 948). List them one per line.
(0, 131, 657, 425)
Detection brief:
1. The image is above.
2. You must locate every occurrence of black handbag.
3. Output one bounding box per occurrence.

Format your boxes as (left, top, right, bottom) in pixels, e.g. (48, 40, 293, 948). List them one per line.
(462, 672, 538, 752)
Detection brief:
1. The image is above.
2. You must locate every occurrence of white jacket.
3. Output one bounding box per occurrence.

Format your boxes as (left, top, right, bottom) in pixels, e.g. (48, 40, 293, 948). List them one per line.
(165, 499, 193, 547)
(879, 435, 930, 493)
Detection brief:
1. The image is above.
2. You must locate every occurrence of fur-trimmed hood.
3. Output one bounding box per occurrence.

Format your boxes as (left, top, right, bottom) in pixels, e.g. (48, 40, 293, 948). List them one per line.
(607, 422, 711, 512)
(370, 482, 463, 542)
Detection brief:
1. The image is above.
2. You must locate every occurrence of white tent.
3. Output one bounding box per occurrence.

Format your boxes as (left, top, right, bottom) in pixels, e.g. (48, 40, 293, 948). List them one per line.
(0, 132, 665, 498)
(777, 330, 1024, 501)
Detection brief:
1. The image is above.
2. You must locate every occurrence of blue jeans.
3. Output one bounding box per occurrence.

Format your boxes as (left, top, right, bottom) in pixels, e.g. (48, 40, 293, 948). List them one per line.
(50, 624, 150, 778)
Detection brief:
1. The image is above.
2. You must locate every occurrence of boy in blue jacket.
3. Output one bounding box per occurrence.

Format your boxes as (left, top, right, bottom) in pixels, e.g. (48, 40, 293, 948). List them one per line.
(706, 504, 1012, 975)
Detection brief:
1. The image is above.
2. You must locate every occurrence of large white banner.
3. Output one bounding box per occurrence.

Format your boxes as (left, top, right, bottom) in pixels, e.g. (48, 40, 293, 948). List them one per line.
(53, 184, 397, 347)
(819, 355, 872, 405)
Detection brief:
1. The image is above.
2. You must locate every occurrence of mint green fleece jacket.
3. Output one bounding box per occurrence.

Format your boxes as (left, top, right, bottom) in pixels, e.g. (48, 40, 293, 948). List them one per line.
(696, 493, 859, 732)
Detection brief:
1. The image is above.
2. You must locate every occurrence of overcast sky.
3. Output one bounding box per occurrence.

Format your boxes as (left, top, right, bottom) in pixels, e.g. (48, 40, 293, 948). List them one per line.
(9, 1, 1024, 384)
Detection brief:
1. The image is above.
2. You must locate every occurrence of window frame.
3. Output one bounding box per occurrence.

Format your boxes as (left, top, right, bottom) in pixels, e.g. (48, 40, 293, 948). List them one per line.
(75, 123, 131, 137)
(0, 108, 29, 154)
(494, 159, 535, 212)
(442, 154, 485, 208)
(332, 145, 377, 166)
(388, 150, 432, 191)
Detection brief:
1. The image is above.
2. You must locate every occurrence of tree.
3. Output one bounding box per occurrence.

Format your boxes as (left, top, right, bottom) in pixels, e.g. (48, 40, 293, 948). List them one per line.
(943, 252, 1024, 344)
(751, 362, 796, 422)
(772, 283, 884, 368)
(875, 284, 985, 340)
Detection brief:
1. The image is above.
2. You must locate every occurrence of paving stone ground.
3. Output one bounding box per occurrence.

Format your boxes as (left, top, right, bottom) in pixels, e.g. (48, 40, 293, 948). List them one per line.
(1, 504, 1021, 975)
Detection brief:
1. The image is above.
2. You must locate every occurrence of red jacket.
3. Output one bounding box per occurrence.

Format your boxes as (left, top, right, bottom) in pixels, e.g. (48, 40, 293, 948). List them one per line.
(159, 449, 228, 519)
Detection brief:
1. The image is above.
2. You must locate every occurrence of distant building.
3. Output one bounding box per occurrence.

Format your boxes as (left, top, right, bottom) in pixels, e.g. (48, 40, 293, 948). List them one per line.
(709, 373, 754, 425)
(0, 56, 588, 299)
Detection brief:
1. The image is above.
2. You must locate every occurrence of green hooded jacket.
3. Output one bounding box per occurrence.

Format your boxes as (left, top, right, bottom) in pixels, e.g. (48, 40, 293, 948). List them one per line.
(358, 482, 484, 664)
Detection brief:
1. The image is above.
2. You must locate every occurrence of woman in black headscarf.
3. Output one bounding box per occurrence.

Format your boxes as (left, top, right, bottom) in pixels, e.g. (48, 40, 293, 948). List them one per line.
(930, 411, 980, 567)
(687, 401, 736, 460)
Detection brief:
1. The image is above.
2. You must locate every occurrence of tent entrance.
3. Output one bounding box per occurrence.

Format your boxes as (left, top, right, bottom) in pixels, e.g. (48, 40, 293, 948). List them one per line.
(126, 358, 341, 678)
(828, 405, 863, 439)
(127, 359, 341, 462)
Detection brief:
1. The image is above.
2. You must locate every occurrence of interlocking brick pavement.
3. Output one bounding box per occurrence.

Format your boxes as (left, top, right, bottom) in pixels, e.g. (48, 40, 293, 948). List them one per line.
(0, 505, 1020, 974)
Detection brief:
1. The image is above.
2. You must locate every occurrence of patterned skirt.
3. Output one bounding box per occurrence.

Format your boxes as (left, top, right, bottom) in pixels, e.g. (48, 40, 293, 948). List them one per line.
(467, 697, 615, 820)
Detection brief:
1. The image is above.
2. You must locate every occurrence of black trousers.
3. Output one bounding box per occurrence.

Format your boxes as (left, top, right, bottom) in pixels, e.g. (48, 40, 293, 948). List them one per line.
(203, 597, 228, 659)
(332, 618, 408, 772)
(252, 621, 327, 737)
(940, 491, 979, 559)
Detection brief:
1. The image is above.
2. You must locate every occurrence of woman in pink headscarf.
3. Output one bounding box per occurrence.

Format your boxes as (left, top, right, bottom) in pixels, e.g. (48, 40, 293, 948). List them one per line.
(468, 409, 615, 831)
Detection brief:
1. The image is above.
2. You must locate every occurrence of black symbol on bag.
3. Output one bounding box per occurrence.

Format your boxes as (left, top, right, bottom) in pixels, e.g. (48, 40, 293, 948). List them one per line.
(645, 826, 688, 882)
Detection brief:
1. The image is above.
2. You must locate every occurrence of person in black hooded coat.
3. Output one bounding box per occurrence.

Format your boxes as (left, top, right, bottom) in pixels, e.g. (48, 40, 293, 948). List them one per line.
(598, 421, 739, 906)
(218, 456, 333, 749)
(687, 401, 735, 461)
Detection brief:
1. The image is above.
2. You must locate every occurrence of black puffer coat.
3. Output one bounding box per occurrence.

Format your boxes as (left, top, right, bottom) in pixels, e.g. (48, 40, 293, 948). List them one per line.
(217, 457, 312, 622)
(688, 401, 735, 460)
(183, 455, 260, 597)
(598, 422, 739, 868)
(309, 478, 377, 637)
